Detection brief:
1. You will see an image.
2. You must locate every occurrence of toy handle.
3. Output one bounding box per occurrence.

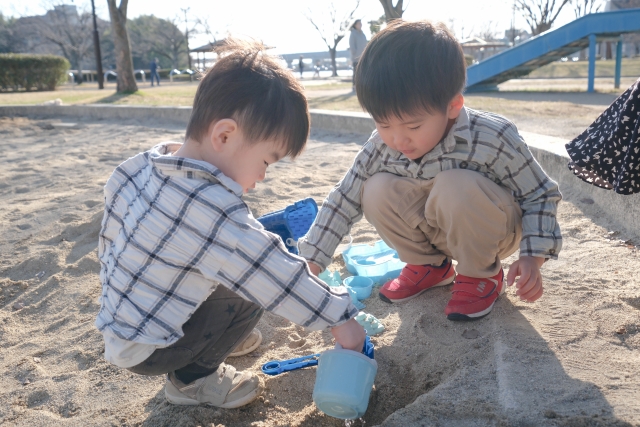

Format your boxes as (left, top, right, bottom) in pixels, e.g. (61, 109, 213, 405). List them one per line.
(334, 335, 371, 355)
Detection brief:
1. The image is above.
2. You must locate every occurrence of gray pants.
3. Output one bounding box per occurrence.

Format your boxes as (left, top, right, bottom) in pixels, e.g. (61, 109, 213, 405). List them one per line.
(128, 285, 263, 383)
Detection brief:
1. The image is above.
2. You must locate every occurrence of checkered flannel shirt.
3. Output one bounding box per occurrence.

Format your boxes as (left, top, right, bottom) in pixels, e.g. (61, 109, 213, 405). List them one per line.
(299, 107, 563, 270)
(95, 142, 358, 347)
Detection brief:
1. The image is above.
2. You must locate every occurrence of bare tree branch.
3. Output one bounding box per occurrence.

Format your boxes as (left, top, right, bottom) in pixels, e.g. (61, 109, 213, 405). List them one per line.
(573, 0, 602, 18)
(515, 0, 571, 35)
(29, 3, 95, 83)
(304, 0, 360, 77)
(474, 21, 499, 41)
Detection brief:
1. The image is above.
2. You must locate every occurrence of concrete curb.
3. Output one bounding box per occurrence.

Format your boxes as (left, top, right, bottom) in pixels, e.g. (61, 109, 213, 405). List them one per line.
(0, 104, 193, 126)
(1, 104, 637, 235)
(521, 131, 640, 236)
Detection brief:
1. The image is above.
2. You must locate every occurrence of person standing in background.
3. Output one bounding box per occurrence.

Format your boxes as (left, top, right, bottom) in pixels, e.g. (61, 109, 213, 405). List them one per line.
(349, 19, 368, 90)
(298, 55, 304, 79)
(150, 57, 161, 87)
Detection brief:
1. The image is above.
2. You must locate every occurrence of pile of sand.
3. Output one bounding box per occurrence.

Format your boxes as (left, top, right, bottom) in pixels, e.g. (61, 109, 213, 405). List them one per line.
(0, 116, 639, 427)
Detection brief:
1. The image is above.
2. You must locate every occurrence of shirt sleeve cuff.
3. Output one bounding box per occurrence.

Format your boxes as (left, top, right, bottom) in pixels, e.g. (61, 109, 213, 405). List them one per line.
(298, 240, 333, 271)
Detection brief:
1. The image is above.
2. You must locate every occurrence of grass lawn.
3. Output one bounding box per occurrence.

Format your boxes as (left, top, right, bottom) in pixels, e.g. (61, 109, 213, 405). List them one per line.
(0, 82, 200, 106)
(303, 81, 352, 91)
(0, 79, 355, 106)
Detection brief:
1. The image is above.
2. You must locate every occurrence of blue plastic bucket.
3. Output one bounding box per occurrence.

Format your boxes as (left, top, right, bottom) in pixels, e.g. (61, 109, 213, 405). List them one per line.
(257, 198, 318, 254)
(343, 276, 373, 300)
(312, 337, 377, 419)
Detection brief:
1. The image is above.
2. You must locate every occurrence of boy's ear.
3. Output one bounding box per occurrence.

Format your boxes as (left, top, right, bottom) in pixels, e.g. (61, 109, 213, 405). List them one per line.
(446, 93, 465, 119)
(208, 119, 238, 152)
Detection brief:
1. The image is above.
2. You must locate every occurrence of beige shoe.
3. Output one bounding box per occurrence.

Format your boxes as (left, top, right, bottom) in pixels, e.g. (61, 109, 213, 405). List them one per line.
(165, 363, 262, 408)
(228, 329, 262, 357)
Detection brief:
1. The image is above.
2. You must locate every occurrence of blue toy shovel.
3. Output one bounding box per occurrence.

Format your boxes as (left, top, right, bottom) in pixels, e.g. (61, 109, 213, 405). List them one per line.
(261, 337, 374, 376)
(261, 353, 321, 376)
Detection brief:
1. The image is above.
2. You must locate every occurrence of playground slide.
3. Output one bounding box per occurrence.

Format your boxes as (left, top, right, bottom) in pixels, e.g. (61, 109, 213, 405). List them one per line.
(465, 8, 640, 91)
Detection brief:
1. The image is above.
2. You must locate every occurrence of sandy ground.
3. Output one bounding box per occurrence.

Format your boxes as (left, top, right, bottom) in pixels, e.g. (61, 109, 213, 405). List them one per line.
(0, 116, 639, 427)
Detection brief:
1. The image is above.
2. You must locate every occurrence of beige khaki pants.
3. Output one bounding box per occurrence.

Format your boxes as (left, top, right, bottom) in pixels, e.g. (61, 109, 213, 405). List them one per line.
(361, 170, 522, 278)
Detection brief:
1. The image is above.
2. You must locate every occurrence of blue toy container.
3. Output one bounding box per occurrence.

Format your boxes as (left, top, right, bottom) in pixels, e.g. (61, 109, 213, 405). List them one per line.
(313, 336, 377, 420)
(343, 276, 373, 300)
(342, 240, 406, 285)
(257, 198, 318, 254)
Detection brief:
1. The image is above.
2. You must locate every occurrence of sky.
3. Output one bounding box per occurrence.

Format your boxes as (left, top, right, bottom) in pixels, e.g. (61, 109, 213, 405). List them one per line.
(3, 0, 582, 54)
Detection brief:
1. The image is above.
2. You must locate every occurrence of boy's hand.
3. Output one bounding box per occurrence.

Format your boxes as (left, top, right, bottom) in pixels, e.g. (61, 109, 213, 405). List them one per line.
(331, 318, 366, 352)
(507, 256, 546, 302)
(307, 261, 322, 276)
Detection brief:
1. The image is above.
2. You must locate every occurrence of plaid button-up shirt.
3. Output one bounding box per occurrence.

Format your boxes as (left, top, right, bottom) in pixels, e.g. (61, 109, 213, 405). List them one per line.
(96, 142, 358, 347)
(299, 107, 563, 270)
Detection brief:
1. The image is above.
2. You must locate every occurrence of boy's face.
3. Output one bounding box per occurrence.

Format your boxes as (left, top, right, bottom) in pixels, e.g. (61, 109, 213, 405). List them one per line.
(222, 139, 287, 193)
(374, 95, 464, 161)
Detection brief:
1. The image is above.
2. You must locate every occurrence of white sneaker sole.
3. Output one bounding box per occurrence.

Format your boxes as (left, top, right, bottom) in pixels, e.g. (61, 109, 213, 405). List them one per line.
(228, 329, 263, 357)
(165, 381, 262, 408)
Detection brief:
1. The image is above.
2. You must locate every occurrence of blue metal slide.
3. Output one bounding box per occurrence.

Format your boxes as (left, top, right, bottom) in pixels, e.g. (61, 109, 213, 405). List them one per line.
(466, 9, 640, 92)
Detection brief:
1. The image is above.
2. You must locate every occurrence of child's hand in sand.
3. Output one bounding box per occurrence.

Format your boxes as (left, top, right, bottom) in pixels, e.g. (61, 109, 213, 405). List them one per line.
(307, 261, 322, 276)
(507, 256, 546, 302)
(331, 318, 366, 352)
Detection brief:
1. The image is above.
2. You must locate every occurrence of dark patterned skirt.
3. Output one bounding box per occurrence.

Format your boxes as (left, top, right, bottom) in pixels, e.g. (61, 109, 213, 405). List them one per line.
(565, 77, 640, 195)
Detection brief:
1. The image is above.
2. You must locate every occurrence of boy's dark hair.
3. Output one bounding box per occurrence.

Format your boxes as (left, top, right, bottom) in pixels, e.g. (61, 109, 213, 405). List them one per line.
(355, 20, 466, 121)
(186, 39, 309, 158)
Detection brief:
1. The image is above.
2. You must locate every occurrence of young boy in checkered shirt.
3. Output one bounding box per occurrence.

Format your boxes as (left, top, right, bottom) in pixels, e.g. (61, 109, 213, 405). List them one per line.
(300, 20, 563, 320)
(96, 40, 365, 409)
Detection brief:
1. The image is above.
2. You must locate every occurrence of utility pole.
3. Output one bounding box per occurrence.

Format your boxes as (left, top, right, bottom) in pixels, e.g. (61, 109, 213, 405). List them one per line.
(510, 0, 516, 45)
(181, 7, 192, 69)
(91, 0, 104, 89)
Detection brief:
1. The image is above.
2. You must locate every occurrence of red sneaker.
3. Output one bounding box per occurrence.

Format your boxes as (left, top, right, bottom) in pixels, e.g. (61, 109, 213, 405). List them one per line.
(379, 261, 455, 303)
(444, 269, 505, 321)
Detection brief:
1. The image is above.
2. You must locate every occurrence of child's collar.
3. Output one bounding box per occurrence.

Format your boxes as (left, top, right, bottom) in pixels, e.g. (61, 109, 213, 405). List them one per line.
(149, 141, 244, 197)
(448, 106, 473, 148)
(422, 107, 471, 160)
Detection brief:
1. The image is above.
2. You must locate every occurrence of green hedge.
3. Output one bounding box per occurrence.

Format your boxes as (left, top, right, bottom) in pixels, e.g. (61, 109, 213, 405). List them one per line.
(0, 54, 70, 92)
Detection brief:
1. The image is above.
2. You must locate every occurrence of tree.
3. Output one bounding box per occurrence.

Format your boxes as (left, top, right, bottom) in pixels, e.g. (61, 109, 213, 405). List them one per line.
(90, 0, 104, 89)
(107, 0, 137, 92)
(0, 13, 17, 53)
(515, 0, 571, 36)
(573, 0, 602, 17)
(179, 8, 200, 70)
(573, 0, 602, 60)
(378, 0, 404, 22)
(475, 20, 499, 41)
(196, 16, 229, 44)
(305, 0, 360, 77)
(129, 15, 187, 69)
(35, 4, 94, 84)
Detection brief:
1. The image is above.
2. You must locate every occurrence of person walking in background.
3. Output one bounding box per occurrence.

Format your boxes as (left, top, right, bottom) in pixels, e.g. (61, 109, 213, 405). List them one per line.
(349, 19, 368, 90)
(149, 57, 161, 86)
(313, 60, 321, 79)
(298, 55, 304, 79)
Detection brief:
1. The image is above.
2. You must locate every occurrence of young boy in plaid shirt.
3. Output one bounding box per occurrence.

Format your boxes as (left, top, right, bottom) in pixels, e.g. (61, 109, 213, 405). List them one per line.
(95, 40, 365, 409)
(300, 21, 563, 320)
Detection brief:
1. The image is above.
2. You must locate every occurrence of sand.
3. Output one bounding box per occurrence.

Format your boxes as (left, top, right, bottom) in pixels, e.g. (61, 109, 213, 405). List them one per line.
(1, 115, 639, 427)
